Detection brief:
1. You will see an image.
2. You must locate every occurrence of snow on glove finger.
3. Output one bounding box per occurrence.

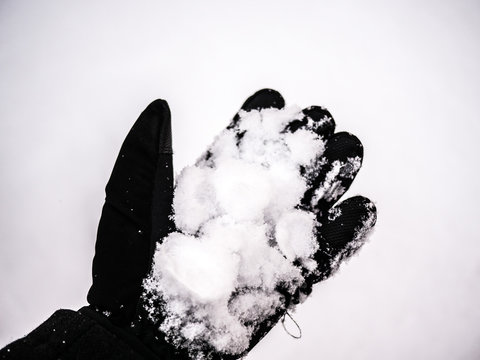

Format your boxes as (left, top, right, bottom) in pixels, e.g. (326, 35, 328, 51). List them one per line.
(142, 94, 375, 359)
(302, 132, 364, 216)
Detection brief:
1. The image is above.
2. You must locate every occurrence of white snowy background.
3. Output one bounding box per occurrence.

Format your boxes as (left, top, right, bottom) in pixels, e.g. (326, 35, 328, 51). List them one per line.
(1, 0, 479, 359)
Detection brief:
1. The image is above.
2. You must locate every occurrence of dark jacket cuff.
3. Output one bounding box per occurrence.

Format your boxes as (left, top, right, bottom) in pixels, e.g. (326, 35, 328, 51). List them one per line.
(0, 308, 160, 360)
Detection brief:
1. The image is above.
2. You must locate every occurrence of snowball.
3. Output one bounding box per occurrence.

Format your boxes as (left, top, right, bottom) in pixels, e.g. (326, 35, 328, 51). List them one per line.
(144, 105, 328, 358)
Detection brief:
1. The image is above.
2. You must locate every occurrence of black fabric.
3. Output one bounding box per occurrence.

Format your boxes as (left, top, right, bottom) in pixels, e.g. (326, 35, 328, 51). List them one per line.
(320, 195, 377, 250)
(79, 307, 168, 360)
(240, 88, 285, 112)
(87, 99, 174, 326)
(0, 309, 146, 360)
(311, 195, 377, 283)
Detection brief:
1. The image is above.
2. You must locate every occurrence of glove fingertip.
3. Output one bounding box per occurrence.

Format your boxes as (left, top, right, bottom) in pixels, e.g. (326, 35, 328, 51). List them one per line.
(229, 89, 285, 130)
(241, 88, 285, 112)
(137, 99, 172, 154)
(322, 195, 376, 248)
(312, 196, 376, 280)
(325, 132, 364, 162)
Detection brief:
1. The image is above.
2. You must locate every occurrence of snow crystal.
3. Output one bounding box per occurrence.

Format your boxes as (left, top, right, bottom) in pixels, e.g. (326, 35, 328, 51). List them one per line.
(144, 106, 331, 358)
(328, 206, 342, 221)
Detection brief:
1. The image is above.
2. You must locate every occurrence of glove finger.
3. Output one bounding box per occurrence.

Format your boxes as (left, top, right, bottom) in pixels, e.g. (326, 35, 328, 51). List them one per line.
(229, 89, 285, 128)
(197, 89, 285, 164)
(87, 99, 174, 325)
(240, 88, 285, 112)
(285, 105, 336, 140)
(302, 132, 364, 216)
(312, 195, 377, 282)
(247, 199, 376, 345)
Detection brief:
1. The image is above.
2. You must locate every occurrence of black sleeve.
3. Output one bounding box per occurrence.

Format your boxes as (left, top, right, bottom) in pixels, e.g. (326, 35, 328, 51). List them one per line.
(0, 308, 161, 360)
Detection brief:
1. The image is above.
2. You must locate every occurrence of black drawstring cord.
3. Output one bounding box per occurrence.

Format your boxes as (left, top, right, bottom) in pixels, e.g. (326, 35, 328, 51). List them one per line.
(281, 311, 302, 339)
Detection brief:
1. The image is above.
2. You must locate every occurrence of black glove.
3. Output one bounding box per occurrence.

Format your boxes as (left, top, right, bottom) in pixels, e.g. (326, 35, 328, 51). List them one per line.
(87, 97, 174, 326)
(0, 89, 376, 360)
(116, 89, 376, 359)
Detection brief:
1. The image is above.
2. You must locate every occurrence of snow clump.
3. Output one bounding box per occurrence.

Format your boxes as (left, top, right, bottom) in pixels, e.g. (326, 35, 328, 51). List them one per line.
(143, 106, 327, 358)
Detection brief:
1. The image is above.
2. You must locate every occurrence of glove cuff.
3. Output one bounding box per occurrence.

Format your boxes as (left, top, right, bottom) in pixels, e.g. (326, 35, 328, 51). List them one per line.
(0, 308, 164, 360)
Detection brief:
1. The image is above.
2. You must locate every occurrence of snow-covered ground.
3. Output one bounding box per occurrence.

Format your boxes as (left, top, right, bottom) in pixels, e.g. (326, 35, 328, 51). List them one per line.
(1, 1, 479, 359)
